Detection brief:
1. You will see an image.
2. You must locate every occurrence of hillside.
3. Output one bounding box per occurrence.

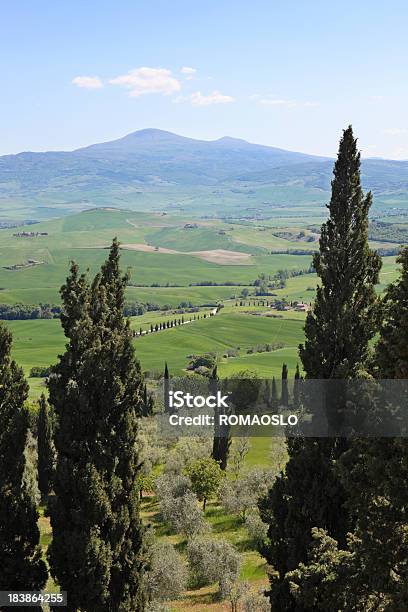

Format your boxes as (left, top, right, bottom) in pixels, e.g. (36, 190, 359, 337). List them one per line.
(1, 129, 408, 221)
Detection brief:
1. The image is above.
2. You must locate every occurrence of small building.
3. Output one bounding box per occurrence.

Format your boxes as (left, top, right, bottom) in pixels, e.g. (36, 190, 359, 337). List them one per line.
(295, 302, 308, 312)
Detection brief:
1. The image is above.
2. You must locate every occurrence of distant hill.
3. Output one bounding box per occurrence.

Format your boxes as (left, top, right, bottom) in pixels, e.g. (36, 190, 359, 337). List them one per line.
(1, 129, 408, 220)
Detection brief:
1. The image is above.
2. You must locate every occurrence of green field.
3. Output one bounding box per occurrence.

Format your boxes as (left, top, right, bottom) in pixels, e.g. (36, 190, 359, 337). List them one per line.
(6, 310, 305, 397)
(1, 207, 402, 400)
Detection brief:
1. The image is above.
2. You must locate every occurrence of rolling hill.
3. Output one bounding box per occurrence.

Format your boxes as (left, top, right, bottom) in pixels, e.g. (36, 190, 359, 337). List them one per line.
(1, 129, 408, 220)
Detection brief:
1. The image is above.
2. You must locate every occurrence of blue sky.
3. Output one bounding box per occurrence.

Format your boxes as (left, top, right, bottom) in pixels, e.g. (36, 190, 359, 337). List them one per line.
(1, 0, 408, 158)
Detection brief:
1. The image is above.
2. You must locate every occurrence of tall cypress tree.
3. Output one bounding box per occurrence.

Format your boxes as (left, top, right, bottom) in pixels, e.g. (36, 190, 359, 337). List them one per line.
(37, 393, 55, 501)
(375, 247, 408, 378)
(164, 362, 170, 414)
(48, 240, 145, 611)
(0, 323, 47, 593)
(293, 364, 301, 408)
(259, 127, 381, 610)
(211, 365, 231, 470)
(287, 248, 408, 609)
(344, 246, 408, 606)
(280, 363, 289, 407)
(271, 376, 278, 407)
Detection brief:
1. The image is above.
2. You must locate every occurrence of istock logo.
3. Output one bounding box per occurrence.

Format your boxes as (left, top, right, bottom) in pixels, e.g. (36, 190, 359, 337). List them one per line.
(168, 390, 230, 409)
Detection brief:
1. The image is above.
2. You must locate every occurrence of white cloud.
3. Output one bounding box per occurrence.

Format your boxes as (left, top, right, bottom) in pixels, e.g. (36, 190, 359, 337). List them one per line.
(72, 76, 103, 89)
(190, 90, 235, 106)
(109, 67, 181, 97)
(181, 66, 197, 79)
(383, 128, 406, 136)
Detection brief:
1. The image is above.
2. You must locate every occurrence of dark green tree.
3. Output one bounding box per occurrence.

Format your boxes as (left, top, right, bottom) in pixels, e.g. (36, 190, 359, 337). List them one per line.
(280, 363, 289, 407)
(48, 240, 145, 611)
(0, 322, 47, 594)
(263, 379, 271, 407)
(164, 361, 170, 414)
(259, 127, 381, 610)
(375, 247, 408, 379)
(271, 376, 278, 407)
(37, 393, 55, 501)
(211, 365, 231, 470)
(288, 249, 408, 611)
(293, 364, 301, 408)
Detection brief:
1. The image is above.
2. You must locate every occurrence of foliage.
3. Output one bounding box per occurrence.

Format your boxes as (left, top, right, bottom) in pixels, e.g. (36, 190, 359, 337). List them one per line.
(29, 365, 52, 378)
(145, 542, 187, 602)
(245, 510, 269, 546)
(164, 436, 213, 475)
(260, 127, 382, 611)
(224, 370, 261, 412)
(47, 240, 146, 611)
(241, 588, 270, 612)
(187, 353, 217, 372)
(184, 457, 224, 511)
(0, 303, 60, 320)
(219, 468, 273, 520)
(228, 438, 251, 480)
(155, 473, 208, 538)
(186, 537, 241, 596)
(37, 394, 55, 500)
(0, 322, 47, 591)
(375, 247, 408, 378)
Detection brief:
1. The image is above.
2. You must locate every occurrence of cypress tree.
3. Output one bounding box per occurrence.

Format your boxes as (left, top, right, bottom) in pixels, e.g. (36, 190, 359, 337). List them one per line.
(0, 322, 47, 593)
(146, 394, 154, 417)
(143, 384, 148, 416)
(293, 364, 301, 408)
(259, 127, 381, 610)
(164, 362, 170, 414)
(271, 376, 278, 407)
(211, 365, 231, 470)
(288, 248, 408, 609)
(48, 240, 145, 611)
(375, 247, 408, 378)
(280, 363, 289, 407)
(37, 393, 55, 501)
(263, 379, 271, 407)
(346, 247, 408, 605)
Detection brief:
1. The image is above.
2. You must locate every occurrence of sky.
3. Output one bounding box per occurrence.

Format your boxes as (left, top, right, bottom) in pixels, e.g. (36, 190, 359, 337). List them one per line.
(1, 0, 408, 158)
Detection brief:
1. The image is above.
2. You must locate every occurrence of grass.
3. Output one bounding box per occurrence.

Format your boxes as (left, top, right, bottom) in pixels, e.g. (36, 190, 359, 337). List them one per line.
(5, 309, 305, 398)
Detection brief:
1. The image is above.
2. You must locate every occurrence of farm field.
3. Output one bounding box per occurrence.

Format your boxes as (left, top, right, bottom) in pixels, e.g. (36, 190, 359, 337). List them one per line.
(0, 208, 401, 309)
(1, 205, 406, 611)
(6, 309, 306, 397)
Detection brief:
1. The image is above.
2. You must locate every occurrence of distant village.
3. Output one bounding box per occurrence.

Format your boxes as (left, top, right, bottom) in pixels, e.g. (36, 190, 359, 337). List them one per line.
(13, 231, 48, 238)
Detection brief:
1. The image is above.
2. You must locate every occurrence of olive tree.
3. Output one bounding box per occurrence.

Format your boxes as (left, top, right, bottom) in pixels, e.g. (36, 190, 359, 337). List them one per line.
(145, 542, 187, 602)
(187, 537, 241, 596)
(155, 474, 208, 538)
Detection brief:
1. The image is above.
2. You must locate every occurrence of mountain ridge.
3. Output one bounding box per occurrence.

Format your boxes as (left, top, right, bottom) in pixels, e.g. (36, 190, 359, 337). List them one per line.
(1, 129, 408, 221)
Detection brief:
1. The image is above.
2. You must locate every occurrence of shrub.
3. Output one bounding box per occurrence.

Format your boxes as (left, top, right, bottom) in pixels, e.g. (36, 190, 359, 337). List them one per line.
(145, 542, 187, 601)
(155, 474, 208, 538)
(184, 457, 224, 511)
(219, 468, 273, 520)
(187, 537, 241, 595)
(245, 510, 269, 546)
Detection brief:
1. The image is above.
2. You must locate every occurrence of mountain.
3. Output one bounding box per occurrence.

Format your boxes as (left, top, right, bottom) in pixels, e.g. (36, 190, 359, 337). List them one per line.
(0, 129, 327, 193)
(1, 129, 408, 220)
